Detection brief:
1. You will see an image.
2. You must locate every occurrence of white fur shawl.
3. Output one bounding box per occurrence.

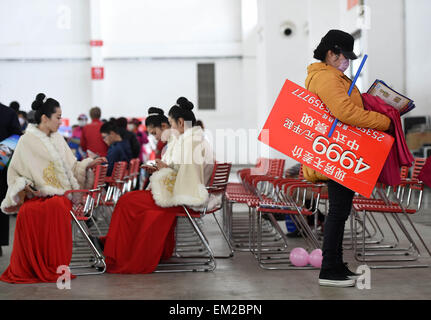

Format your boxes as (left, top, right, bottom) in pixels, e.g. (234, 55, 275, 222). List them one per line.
(1, 124, 93, 213)
(149, 126, 213, 208)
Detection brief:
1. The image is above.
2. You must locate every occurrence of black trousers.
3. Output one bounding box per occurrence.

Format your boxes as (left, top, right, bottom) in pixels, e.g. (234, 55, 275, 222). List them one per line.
(0, 168, 10, 246)
(321, 179, 355, 270)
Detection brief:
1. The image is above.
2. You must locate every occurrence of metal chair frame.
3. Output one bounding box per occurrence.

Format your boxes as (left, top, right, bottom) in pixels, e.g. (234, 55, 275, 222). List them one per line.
(68, 164, 108, 275)
(156, 162, 233, 273)
(352, 180, 430, 269)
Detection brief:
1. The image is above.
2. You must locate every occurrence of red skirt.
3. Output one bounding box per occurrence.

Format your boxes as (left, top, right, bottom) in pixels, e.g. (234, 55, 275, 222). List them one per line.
(0, 196, 75, 284)
(101, 190, 181, 274)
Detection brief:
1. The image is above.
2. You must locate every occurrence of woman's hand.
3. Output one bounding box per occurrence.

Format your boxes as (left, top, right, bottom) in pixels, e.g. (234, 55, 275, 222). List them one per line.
(141, 164, 158, 173)
(87, 157, 108, 169)
(155, 159, 168, 170)
(24, 184, 42, 198)
(3, 189, 26, 213)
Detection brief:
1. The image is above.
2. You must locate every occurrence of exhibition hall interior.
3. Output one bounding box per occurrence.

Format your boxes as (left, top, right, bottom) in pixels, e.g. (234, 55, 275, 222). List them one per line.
(0, 0, 430, 301)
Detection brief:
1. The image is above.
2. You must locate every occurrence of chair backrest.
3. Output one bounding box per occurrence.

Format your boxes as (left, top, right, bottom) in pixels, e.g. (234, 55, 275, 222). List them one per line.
(207, 162, 232, 193)
(111, 161, 128, 181)
(298, 164, 304, 180)
(129, 158, 140, 176)
(268, 159, 285, 177)
(412, 158, 426, 180)
(92, 164, 108, 189)
(400, 166, 409, 180)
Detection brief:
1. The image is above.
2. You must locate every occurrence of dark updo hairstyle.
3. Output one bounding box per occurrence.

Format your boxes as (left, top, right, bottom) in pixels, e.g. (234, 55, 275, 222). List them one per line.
(31, 93, 60, 125)
(145, 107, 169, 128)
(9, 101, 20, 112)
(168, 97, 196, 127)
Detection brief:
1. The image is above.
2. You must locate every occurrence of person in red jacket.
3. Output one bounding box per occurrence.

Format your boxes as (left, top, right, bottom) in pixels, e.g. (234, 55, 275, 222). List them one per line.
(80, 107, 108, 157)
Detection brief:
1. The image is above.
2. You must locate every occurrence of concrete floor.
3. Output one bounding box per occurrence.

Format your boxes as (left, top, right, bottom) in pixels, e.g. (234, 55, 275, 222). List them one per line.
(1, 184, 431, 300)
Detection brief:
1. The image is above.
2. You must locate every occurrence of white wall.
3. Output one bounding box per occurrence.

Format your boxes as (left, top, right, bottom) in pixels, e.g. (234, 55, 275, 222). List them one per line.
(0, 60, 91, 118)
(0, 0, 90, 59)
(405, 0, 431, 117)
(0, 0, 90, 117)
(0, 0, 243, 124)
(255, 0, 310, 167)
(307, 0, 341, 64)
(362, 0, 405, 96)
(102, 58, 242, 123)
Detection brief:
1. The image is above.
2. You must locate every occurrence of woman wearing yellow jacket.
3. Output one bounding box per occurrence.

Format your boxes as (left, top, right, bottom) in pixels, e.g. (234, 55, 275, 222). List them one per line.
(304, 30, 391, 287)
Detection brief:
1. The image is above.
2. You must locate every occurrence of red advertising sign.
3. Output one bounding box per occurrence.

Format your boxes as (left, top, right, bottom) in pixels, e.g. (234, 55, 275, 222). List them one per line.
(91, 67, 104, 80)
(347, 0, 359, 10)
(258, 79, 394, 198)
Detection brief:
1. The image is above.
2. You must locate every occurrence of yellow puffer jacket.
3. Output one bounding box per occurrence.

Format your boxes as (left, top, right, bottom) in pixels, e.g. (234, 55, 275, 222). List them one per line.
(302, 62, 391, 183)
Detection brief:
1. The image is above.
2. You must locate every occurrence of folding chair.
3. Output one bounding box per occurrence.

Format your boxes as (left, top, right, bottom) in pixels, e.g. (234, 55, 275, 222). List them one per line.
(101, 161, 128, 210)
(123, 158, 140, 193)
(224, 158, 286, 251)
(156, 162, 233, 272)
(68, 164, 108, 275)
(130, 158, 141, 190)
(249, 177, 324, 270)
(87, 161, 129, 235)
(352, 180, 431, 269)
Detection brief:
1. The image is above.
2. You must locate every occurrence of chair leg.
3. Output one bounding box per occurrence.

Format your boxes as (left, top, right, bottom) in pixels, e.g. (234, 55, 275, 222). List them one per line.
(156, 208, 216, 273)
(212, 212, 234, 258)
(69, 211, 106, 276)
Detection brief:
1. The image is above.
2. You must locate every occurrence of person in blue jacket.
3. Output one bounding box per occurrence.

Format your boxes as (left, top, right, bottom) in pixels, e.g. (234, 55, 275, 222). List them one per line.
(100, 122, 132, 176)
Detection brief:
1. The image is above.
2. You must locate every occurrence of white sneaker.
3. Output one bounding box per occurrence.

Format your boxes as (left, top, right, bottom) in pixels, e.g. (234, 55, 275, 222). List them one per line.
(318, 272, 356, 287)
(318, 278, 356, 287)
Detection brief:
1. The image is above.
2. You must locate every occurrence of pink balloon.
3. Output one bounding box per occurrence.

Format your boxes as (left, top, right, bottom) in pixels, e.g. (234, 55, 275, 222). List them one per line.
(309, 249, 323, 268)
(289, 247, 309, 267)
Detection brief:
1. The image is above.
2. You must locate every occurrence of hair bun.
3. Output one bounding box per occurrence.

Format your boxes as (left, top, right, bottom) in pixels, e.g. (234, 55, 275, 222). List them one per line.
(31, 93, 46, 111)
(176, 97, 194, 111)
(148, 107, 164, 116)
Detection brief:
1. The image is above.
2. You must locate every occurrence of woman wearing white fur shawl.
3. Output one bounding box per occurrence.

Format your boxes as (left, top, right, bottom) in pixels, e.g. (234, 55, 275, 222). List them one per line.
(100, 97, 214, 274)
(0, 94, 105, 284)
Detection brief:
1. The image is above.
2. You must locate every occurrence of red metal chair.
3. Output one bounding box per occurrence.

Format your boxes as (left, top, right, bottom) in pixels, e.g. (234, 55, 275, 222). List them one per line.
(104, 161, 128, 205)
(249, 177, 325, 270)
(224, 158, 286, 251)
(68, 164, 108, 275)
(123, 158, 141, 193)
(156, 162, 233, 272)
(352, 179, 430, 269)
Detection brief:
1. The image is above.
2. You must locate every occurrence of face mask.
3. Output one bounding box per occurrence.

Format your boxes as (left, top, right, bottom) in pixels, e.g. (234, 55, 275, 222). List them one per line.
(78, 120, 86, 127)
(19, 117, 26, 126)
(337, 57, 350, 72)
(127, 124, 135, 131)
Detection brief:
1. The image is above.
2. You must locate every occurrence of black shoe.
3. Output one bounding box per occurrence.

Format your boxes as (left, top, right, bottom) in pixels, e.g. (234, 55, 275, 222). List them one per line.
(318, 268, 356, 287)
(89, 235, 104, 253)
(286, 230, 301, 238)
(86, 218, 94, 230)
(336, 263, 360, 279)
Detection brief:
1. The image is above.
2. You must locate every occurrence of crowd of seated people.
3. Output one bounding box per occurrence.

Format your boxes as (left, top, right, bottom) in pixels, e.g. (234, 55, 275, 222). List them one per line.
(0, 93, 212, 283)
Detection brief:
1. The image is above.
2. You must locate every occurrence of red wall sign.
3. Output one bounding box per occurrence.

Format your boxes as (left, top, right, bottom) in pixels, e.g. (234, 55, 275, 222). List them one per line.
(91, 67, 104, 80)
(90, 40, 104, 47)
(258, 79, 394, 198)
(347, 0, 359, 10)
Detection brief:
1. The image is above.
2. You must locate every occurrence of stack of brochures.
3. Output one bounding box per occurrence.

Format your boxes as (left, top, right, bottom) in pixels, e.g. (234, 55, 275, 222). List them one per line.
(367, 79, 415, 115)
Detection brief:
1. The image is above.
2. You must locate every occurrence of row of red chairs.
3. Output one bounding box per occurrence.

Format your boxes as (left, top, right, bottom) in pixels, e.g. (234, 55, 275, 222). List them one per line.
(351, 157, 430, 268)
(68, 158, 140, 275)
(223, 158, 327, 269)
